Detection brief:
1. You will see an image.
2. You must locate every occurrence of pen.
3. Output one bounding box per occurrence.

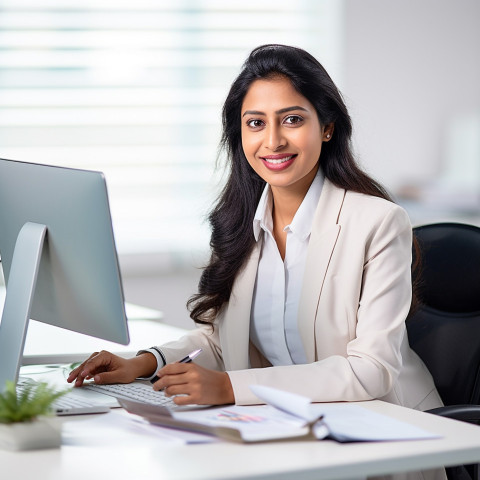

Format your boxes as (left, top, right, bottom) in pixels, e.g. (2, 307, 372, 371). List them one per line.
(150, 348, 202, 384)
(178, 348, 203, 364)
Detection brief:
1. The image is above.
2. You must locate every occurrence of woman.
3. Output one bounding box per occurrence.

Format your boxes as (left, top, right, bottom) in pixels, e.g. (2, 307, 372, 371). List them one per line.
(68, 44, 442, 413)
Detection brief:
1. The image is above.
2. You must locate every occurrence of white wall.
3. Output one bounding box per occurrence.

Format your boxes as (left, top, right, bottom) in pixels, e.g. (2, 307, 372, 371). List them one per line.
(343, 0, 480, 192)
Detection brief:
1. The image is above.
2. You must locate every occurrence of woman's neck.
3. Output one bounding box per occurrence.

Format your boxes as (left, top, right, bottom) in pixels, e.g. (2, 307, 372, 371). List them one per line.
(270, 166, 318, 228)
(270, 167, 318, 260)
(271, 191, 302, 229)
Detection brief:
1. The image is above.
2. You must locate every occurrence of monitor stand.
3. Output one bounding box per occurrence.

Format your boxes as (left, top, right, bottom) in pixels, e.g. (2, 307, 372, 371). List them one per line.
(0, 222, 47, 392)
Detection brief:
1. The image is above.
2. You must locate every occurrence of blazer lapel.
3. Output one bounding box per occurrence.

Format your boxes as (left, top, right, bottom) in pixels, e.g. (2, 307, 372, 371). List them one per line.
(298, 179, 346, 362)
(219, 242, 261, 370)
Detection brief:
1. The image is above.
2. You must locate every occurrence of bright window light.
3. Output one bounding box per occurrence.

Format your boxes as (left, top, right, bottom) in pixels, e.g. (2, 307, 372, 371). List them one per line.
(0, 0, 344, 259)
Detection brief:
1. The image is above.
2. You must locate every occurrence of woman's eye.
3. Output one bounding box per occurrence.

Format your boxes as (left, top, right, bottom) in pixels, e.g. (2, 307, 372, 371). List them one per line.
(246, 119, 264, 128)
(284, 115, 303, 125)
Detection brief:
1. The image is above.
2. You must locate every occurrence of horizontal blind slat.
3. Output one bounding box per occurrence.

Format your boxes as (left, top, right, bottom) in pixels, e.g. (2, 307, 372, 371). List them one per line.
(0, 1, 341, 256)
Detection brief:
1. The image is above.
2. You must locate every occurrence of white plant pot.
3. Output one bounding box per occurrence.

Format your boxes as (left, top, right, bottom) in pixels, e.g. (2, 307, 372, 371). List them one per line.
(0, 416, 62, 451)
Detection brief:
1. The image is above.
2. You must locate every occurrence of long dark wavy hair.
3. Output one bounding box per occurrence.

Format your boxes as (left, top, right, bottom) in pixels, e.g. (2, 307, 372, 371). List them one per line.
(187, 44, 415, 325)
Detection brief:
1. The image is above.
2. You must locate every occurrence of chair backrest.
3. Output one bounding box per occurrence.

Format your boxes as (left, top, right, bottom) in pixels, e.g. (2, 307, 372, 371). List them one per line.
(407, 222, 480, 406)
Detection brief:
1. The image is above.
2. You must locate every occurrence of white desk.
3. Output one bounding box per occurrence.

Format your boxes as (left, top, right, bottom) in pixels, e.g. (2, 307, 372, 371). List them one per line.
(2, 289, 480, 479)
(1, 399, 480, 480)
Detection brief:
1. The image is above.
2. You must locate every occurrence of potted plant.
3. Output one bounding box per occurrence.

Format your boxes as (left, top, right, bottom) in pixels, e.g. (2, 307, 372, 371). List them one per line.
(0, 381, 67, 451)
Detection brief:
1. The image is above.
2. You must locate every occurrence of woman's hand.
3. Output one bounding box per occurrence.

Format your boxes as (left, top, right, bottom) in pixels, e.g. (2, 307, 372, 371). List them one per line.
(152, 363, 234, 406)
(67, 350, 156, 387)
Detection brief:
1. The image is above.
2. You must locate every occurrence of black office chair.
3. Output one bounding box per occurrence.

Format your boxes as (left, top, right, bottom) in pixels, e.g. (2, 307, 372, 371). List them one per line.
(406, 222, 480, 480)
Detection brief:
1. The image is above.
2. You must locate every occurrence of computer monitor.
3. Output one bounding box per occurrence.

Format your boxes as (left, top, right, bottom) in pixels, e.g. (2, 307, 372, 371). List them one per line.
(0, 158, 129, 391)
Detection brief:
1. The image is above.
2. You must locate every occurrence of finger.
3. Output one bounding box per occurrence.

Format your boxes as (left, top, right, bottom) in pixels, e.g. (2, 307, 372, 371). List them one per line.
(74, 351, 112, 385)
(164, 383, 193, 397)
(151, 379, 164, 391)
(153, 371, 190, 392)
(157, 362, 191, 377)
(67, 359, 89, 380)
(73, 374, 89, 387)
(172, 394, 196, 406)
(67, 352, 99, 382)
(92, 370, 122, 385)
(168, 388, 205, 406)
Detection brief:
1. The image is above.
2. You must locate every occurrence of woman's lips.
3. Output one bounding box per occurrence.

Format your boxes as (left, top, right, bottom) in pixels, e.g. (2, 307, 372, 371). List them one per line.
(260, 154, 297, 171)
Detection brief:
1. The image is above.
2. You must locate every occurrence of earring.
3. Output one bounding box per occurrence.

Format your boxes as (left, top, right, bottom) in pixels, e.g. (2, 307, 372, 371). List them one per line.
(326, 133, 331, 139)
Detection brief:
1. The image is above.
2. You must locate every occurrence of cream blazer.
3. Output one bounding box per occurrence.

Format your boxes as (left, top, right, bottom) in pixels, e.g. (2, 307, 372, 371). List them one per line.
(159, 179, 443, 410)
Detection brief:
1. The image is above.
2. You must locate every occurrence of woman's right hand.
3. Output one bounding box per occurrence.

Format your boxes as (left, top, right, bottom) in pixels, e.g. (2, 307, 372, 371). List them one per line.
(66, 350, 156, 387)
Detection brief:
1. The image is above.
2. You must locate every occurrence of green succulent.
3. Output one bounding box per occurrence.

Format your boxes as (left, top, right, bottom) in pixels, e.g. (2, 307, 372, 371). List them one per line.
(0, 381, 67, 424)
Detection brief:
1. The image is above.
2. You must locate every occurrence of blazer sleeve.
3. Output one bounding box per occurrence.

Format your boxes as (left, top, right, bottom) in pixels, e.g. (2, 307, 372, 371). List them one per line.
(227, 204, 414, 405)
(156, 323, 225, 372)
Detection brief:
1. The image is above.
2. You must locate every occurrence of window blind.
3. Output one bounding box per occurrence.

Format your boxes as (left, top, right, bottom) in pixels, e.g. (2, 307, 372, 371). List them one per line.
(0, 0, 343, 261)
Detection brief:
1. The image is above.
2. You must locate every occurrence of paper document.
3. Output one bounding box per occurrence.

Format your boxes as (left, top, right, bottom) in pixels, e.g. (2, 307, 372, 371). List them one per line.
(119, 385, 441, 443)
(251, 385, 441, 442)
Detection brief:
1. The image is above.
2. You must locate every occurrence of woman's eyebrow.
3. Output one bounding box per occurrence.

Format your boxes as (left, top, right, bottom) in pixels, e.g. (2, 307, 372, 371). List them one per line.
(242, 105, 308, 117)
(242, 110, 264, 117)
(276, 105, 308, 115)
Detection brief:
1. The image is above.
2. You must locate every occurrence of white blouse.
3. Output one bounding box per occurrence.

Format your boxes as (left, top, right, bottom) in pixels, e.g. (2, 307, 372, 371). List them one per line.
(250, 172, 324, 366)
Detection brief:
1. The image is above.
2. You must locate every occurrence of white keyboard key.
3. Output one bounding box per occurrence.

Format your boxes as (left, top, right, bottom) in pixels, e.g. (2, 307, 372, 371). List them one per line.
(83, 382, 178, 408)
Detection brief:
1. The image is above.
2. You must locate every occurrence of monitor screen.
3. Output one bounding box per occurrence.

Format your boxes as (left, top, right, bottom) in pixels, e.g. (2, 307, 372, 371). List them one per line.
(0, 158, 129, 389)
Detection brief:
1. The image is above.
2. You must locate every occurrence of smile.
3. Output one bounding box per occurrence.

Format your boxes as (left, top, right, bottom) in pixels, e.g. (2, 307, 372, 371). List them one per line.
(261, 154, 297, 165)
(260, 154, 297, 171)
(262, 155, 295, 165)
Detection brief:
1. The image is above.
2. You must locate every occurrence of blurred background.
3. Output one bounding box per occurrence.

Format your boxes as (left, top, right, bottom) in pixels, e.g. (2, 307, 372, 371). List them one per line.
(0, 0, 478, 329)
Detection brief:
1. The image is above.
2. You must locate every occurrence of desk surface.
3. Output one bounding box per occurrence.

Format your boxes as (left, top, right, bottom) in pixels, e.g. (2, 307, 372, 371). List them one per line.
(2, 289, 480, 479)
(1, 399, 480, 480)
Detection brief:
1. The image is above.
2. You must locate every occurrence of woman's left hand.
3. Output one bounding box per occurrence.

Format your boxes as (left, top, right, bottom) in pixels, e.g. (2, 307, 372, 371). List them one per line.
(152, 363, 234, 405)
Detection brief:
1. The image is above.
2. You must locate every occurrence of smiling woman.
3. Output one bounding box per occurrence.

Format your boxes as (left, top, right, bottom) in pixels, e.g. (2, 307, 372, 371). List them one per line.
(69, 44, 443, 422)
(68, 45, 448, 480)
(240, 77, 332, 260)
(241, 77, 333, 225)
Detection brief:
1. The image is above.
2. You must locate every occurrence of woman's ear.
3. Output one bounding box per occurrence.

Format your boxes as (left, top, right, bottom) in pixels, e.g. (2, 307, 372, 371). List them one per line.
(323, 123, 334, 142)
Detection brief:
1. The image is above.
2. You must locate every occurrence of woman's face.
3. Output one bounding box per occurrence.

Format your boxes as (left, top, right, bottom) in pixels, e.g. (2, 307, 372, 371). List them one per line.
(241, 76, 332, 195)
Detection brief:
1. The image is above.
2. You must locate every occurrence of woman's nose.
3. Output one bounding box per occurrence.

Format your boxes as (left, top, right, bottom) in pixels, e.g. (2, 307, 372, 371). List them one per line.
(264, 125, 286, 151)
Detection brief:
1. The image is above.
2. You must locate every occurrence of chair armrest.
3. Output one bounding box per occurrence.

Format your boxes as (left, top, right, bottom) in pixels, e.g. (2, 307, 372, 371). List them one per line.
(426, 405, 480, 423)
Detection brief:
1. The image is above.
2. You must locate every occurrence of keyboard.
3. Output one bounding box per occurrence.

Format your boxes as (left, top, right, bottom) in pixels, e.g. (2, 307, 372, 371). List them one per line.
(17, 380, 178, 416)
(51, 392, 110, 415)
(83, 382, 178, 408)
(16, 382, 110, 416)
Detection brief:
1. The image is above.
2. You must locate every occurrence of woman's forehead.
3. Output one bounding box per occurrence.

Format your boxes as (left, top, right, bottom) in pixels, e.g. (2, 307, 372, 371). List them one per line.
(241, 77, 312, 113)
